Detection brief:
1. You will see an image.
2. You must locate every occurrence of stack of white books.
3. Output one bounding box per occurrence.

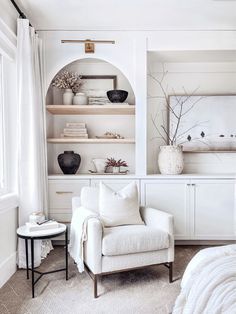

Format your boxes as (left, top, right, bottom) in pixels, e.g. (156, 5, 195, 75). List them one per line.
(61, 122, 88, 138)
(89, 97, 109, 105)
(26, 220, 59, 232)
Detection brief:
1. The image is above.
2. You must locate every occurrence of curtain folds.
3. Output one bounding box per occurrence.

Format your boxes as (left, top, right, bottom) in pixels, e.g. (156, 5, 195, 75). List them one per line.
(17, 19, 49, 268)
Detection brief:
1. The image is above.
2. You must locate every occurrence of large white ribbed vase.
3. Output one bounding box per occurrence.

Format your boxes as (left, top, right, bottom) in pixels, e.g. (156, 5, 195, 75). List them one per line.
(158, 145, 184, 175)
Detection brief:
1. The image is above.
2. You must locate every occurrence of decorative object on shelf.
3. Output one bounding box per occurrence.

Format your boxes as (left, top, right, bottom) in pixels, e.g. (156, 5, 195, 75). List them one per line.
(63, 88, 74, 106)
(29, 212, 45, 224)
(107, 90, 128, 103)
(89, 96, 109, 105)
(96, 131, 124, 139)
(149, 65, 205, 174)
(158, 145, 184, 175)
(58, 151, 81, 174)
(72, 81, 84, 94)
(73, 92, 88, 105)
(88, 170, 128, 175)
(105, 157, 128, 173)
(51, 70, 83, 105)
(92, 158, 107, 173)
(61, 122, 88, 138)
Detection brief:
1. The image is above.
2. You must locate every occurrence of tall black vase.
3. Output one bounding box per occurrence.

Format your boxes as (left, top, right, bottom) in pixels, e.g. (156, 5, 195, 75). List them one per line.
(58, 151, 81, 174)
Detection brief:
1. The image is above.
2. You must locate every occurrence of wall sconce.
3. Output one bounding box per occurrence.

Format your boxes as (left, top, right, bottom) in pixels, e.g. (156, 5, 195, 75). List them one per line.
(61, 39, 115, 54)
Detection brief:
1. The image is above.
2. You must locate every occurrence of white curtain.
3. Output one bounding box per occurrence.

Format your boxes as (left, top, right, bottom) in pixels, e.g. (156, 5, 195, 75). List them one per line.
(17, 19, 49, 268)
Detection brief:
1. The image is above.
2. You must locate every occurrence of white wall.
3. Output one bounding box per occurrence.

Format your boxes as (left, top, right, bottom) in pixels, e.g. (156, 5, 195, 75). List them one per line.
(0, 196, 18, 287)
(147, 59, 236, 174)
(0, 0, 17, 34)
(0, 7, 18, 287)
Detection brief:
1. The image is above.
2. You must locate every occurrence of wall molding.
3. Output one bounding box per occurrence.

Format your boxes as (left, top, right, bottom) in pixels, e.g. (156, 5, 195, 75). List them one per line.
(0, 251, 17, 288)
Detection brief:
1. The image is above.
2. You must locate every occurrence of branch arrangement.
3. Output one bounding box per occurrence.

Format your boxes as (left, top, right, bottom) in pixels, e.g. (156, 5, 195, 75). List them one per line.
(149, 66, 205, 146)
(52, 70, 83, 91)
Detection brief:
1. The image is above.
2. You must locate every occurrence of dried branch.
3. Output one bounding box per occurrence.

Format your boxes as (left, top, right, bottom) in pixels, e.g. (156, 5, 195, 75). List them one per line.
(148, 65, 204, 146)
(151, 114, 167, 144)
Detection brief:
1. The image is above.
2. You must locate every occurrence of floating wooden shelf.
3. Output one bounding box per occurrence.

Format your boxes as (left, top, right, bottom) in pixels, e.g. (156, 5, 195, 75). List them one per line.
(184, 150, 236, 153)
(47, 138, 135, 144)
(46, 104, 135, 115)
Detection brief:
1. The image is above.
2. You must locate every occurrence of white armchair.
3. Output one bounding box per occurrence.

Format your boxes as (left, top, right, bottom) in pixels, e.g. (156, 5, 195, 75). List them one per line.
(72, 187, 174, 298)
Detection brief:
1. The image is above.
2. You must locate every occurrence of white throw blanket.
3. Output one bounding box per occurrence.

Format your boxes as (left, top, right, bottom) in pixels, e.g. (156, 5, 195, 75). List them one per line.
(173, 244, 236, 314)
(69, 206, 102, 272)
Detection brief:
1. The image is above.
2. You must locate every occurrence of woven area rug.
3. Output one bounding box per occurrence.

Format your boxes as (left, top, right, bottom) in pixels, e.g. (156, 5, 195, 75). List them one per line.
(0, 246, 205, 314)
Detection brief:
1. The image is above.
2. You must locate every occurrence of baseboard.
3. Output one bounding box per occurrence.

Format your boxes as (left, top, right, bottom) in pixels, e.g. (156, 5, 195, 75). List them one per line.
(175, 240, 235, 245)
(0, 252, 17, 288)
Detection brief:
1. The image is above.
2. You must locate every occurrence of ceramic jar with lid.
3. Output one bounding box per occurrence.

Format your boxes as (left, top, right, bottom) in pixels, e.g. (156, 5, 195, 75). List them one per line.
(73, 92, 88, 105)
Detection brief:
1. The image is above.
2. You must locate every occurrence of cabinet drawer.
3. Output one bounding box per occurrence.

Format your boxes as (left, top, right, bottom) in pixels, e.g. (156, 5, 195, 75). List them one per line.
(49, 180, 90, 209)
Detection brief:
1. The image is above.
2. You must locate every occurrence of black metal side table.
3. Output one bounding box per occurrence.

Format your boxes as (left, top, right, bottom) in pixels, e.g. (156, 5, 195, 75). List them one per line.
(17, 223, 68, 298)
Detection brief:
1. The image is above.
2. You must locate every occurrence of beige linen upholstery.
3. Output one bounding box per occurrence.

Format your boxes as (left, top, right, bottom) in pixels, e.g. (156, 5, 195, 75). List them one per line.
(73, 186, 174, 297)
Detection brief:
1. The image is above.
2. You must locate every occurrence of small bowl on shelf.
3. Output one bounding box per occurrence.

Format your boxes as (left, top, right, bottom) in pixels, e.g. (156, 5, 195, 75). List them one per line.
(107, 90, 128, 103)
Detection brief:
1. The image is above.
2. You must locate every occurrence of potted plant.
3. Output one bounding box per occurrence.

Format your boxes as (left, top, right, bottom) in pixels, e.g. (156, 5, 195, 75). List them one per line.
(149, 67, 204, 175)
(52, 70, 83, 105)
(105, 158, 128, 173)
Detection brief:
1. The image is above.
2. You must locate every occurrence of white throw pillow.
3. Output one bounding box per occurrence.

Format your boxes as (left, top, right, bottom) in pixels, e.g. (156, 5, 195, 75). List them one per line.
(99, 181, 144, 227)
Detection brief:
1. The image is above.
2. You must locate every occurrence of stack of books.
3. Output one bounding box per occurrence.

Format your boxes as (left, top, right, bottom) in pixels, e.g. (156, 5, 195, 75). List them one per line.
(61, 122, 88, 138)
(26, 220, 59, 232)
(89, 97, 109, 105)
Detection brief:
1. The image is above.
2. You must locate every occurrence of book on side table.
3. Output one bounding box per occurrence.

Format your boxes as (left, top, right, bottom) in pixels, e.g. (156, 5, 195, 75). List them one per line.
(26, 220, 59, 232)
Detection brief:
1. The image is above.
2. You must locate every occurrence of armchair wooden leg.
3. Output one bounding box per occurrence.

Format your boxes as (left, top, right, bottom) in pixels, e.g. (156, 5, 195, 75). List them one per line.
(94, 275, 98, 298)
(169, 262, 173, 283)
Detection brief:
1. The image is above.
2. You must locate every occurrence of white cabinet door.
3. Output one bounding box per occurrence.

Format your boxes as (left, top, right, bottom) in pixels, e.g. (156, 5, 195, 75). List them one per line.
(48, 179, 90, 222)
(141, 180, 190, 239)
(192, 180, 236, 240)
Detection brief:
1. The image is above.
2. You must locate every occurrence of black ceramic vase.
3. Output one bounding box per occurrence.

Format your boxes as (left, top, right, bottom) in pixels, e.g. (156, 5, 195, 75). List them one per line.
(58, 151, 81, 174)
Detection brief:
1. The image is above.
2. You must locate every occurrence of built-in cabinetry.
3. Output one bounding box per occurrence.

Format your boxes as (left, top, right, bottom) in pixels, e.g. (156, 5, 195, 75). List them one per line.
(141, 178, 236, 240)
(48, 179, 90, 222)
(48, 175, 236, 241)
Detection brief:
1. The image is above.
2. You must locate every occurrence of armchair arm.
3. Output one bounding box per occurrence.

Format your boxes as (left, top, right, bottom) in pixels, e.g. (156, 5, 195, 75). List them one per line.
(140, 207, 174, 262)
(140, 207, 173, 234)
(83, 211, 103, 274)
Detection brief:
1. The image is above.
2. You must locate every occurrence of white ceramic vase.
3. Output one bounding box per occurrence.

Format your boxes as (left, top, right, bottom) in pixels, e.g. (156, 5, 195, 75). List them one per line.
(63, 89, 74, 105)
(73, 92, 88, 105)
(158, 145, 184, 175)
(92, 158, 107, 173)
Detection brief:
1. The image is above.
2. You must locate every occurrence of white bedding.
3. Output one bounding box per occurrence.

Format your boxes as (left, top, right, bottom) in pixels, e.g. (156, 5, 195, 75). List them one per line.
(173, 245, 236, 314)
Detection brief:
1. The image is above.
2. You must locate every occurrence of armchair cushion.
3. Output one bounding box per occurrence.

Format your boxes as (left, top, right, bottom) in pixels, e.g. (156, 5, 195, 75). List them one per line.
(99, 181, 143, 227)
(102, 225, 169, 256)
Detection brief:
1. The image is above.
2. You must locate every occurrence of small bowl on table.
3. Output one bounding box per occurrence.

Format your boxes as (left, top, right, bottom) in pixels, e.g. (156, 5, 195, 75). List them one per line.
(107, 90, 128, 103)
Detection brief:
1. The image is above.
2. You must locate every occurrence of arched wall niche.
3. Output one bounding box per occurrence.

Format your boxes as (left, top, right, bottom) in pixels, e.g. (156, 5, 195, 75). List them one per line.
(46, 57, 136, 175)
(46, 57, 136, 105)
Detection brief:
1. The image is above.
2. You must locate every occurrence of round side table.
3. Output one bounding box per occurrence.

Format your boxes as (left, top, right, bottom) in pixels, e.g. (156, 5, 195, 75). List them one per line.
(17, 223, 68, 298)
